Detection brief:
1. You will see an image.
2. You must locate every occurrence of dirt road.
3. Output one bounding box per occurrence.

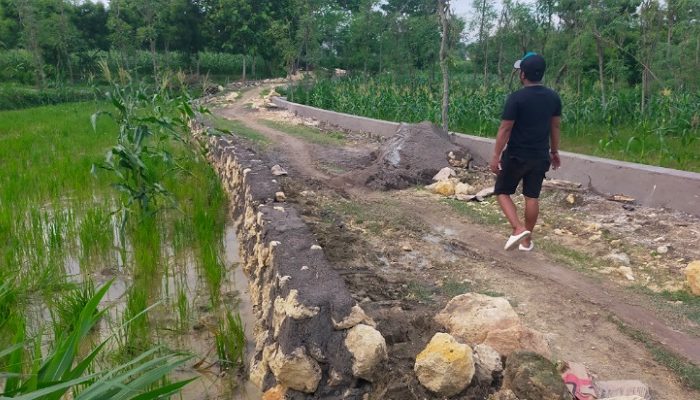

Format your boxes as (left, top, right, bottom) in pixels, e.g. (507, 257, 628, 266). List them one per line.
(211, 83, 700, 399)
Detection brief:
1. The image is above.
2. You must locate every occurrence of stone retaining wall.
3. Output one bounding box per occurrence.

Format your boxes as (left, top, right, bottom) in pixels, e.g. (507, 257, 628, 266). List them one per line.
(205, 133, 386, 399)
(272, 97, 700, 217)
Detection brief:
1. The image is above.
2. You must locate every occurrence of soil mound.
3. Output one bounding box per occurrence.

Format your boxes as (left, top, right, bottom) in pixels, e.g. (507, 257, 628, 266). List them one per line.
(363, 122, 469, 190)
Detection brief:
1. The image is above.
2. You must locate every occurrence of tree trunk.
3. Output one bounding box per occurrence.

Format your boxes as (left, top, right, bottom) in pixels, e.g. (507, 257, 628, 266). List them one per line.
(252, 53, 257, 80)
(438, 0, 450, 132)
(595, 36, 606, 108)
(150, 38, 158, 77)
(496, 6, 508, 83)
(242, 53, 247, 82)
(16, 0, 44, 88)
(666, 0, 674, 59)
(478, 0, 488, 85)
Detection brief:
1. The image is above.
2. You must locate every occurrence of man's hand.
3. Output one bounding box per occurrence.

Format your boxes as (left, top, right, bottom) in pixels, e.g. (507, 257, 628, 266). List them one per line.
(550, 151, 561, 170)
(490, 155, 501, 174)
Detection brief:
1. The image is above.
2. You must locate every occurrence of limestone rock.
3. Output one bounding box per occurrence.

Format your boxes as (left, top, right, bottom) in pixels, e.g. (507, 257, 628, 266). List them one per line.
(333, 305, 376, 330)
(427, 180, 457, 196)
(474, 344, 503, 385)
(435, 293, 520, 343)
(271, 165, 288, 176)
(345, 324, 387, 381)
(483, 324, 552, 359)
(656, 245, 669, 254)
(433, 167, 456, 182)
(455, 182, 476, 196)
(487, 389, 519, 400)
(617, 266, 635, 281)
(262, 385, 288, 400)
(447, 150, 472, 168)
(275, 192, 287, 202)
(475, 186, 495, 201)
(685, 260, 700, 295)
(604, 251, 630, 266)
(268, 346, 322, 393)
(414, 333, 475, 397)
(503, 352, 570, 400)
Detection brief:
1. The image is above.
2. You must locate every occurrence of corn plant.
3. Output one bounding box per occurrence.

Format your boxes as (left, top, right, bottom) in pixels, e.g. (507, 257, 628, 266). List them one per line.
(0, 281, 194, 400)
(91, 64, 211, 225)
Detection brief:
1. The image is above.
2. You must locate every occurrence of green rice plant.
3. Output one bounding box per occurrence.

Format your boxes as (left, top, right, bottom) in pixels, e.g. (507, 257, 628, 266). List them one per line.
(78, 208, 114, 266)
(49, 280, 96, 340)
(214, 308, 245, 371)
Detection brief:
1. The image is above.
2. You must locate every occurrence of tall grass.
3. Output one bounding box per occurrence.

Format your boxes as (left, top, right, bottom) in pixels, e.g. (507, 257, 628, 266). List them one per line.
(289, 75, 700, 171)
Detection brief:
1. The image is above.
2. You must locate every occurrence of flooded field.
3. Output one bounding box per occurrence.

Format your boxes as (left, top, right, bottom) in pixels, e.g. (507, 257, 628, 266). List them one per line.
(0, 102, 258, 398)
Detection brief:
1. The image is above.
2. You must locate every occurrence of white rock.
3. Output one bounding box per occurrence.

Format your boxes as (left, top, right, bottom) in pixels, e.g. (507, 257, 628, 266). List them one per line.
(271, 165, 288, 176)
(475, 186, 495, 200)
(432, 167, 456, 182)
(333, 305, 375, 330)
(267, 346, 321, 393)
(656, 245, 669, 254)
(455, 182, 476, 196)
(414, 333, 475, 396)
(473, 344, 503, 385)
(345, 324, 387, 381)
(275, 192, 286, 202)
(435, 293, 520, 344)
(617, 266, 635, 281)
(310, 245, 322, 250)
(605, 251, 631, 266)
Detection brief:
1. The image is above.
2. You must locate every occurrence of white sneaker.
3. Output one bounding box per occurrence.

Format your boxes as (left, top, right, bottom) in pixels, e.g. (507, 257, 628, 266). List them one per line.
(504, 230, 531, 251)
(519, 241, 534, 251)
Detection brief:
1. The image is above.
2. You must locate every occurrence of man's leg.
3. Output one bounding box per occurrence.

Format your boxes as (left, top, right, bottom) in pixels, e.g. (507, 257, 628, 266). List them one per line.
(522, 196, 539, 247)
(497, 194, 528, 235)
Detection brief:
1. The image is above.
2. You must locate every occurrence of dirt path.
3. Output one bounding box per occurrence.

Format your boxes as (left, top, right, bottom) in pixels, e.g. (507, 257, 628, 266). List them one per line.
(387, 194, 700, 364)
(211, 84, 699, 399)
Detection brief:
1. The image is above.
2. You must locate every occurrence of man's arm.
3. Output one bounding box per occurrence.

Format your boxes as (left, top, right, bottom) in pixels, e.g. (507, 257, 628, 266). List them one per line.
(490, 120, 515, 173)
(550, 116, 561, 170)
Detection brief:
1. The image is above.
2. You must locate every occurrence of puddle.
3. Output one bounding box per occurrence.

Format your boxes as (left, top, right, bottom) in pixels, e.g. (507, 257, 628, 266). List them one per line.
(171, 223, 261, 400)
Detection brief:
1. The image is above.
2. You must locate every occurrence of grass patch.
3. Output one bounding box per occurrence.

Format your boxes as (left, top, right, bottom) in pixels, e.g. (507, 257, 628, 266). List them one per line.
(405, 281, 433, 302)
(261, 119, 346, 146)
(441, 280, 472, 297)
(331, 198, 426, 234)
(611, 316, 700, 391)
(443, 198, 504, 226)
(205, 114, 270, 146)
(259, 88, 271, 97)
(633, 287, 700, 328)
(536, 239, 602, 273)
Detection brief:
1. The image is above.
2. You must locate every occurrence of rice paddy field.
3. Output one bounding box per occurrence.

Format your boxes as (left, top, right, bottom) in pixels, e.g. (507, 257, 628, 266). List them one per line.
(287, 75, 700, 172)
(0, 102, 250, 398)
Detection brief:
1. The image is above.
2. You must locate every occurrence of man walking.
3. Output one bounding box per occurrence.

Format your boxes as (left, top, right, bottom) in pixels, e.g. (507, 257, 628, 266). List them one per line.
(490, 52, 562, 251)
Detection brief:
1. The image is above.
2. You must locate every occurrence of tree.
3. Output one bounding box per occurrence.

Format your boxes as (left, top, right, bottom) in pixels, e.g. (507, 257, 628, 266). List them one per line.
(472, 0, 496, 85)
(438, 0, 450, 131)
(15, 0, 45, 86)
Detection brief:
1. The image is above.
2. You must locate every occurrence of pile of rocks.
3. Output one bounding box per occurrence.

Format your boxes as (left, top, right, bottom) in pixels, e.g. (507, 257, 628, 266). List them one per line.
(413, 293, 561, 398)
(413, 293, 656, 400)
(426, 166, 495, 202)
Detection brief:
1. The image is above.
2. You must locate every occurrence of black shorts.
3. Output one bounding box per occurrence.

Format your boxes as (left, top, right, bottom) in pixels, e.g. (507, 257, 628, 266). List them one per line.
(494, 155, 550, 198)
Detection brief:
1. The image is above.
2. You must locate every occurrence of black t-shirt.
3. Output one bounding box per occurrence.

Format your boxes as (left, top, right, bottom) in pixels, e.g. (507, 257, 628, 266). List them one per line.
(501, 85, 562, 160)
